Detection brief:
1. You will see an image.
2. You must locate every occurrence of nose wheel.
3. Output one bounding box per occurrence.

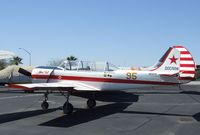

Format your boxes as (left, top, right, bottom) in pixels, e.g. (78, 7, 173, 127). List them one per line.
(87, 98, 96, 109)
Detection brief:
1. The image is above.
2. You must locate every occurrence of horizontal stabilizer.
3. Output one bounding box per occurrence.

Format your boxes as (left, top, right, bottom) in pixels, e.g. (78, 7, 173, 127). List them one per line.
(159, 73, 179, 77)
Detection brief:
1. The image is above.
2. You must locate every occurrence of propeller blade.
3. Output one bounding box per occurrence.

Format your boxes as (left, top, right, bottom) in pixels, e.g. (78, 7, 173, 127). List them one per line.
(18, 68, 31, 77)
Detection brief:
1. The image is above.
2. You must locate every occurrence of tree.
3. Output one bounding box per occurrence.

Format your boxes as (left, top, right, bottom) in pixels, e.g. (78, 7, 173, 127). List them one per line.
(66, 55, 78, 70)
(66, 55, 78, 61)
(0, 59, 7, 70)
(10, 56, 23, 65)
(47, 55, 78, 69)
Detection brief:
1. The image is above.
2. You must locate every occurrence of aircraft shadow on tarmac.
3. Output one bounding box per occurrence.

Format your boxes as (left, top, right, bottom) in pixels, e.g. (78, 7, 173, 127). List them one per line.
(193, 112, 200, 122)
(71, 91, 140, 102)
(0, 103, 199, 128)
(0, 91, 138, 125)
(0, 91, 200, 128)
(39, 91, 200, 128)
(181, 91, 200, 96)
(40, 102, 132, 128)
(39, 104, 200, 128)
(0, 108, 58, 124)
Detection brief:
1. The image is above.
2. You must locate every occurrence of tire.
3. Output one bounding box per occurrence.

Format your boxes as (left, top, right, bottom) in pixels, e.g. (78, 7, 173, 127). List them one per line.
(63, 102, 73, 114)
(41, 101, 49, 110)
(87, 99, 96, 109)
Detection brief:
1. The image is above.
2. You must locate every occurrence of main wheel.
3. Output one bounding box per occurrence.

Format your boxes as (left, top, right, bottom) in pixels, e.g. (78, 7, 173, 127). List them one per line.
(63, 102, 74, 114)
(41, 101, 49, 110)
(87, 99, 96, 109)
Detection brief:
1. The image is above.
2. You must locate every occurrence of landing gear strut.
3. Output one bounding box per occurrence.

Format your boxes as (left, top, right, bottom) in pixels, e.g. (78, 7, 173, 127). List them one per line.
(63, 102, 73, 114)
(61, 91, 74, 114)
(41, 92, 49, 110)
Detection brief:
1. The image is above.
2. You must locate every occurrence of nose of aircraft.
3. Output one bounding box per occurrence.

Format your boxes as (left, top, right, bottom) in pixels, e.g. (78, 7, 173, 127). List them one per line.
(0, 65, 33, 84)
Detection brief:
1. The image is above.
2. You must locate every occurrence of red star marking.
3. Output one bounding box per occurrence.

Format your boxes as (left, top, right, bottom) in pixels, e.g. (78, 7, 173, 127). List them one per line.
(169, 55, 178, 64)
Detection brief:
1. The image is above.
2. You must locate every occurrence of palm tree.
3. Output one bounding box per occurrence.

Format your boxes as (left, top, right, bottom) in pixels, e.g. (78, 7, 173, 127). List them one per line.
(66, 55, 77, 61)
(10, 56, 23, 65)
(66, 55, 78, 70)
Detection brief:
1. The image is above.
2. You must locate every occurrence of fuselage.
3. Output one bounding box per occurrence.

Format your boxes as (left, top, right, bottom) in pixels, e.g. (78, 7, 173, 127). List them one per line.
(14, 45, 196, 91)
(31, 67, 180, 91)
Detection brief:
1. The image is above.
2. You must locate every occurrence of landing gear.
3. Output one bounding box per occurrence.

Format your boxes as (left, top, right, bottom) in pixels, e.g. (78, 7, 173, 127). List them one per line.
(41, 101, 49, 110)
(87, 92, 96, 109)
(87, 98, 96, 109)
(41, 92, 49, 110)
(63, 102, 73, 114)
(61, 91, 74, 114)
(40, 90, 97, 114)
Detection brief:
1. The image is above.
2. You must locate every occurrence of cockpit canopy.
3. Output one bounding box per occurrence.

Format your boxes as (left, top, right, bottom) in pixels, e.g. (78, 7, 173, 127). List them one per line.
(59, 61, 119, 71)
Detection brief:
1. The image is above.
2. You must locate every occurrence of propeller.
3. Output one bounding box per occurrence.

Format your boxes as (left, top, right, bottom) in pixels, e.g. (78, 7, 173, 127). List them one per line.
(18, 68, 32, 77)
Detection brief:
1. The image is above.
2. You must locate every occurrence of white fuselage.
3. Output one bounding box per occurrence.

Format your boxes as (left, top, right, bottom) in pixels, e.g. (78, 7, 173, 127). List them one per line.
(31, 68, 179, 91)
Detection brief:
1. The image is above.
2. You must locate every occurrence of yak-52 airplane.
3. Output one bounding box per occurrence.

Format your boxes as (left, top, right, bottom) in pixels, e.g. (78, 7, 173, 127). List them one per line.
(8, 46, 196, 114)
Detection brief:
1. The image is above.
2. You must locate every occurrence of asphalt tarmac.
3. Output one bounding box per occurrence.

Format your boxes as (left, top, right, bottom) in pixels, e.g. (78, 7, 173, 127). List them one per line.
(0, 88, 200, 135)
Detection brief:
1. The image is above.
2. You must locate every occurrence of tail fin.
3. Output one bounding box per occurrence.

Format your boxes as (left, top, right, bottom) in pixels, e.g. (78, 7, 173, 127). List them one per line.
(151, 46, 196, 82)
(174, 46, 196, 81)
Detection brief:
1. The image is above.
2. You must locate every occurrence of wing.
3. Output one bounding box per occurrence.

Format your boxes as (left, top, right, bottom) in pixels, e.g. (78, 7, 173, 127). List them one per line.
(8, 81, 101, 91)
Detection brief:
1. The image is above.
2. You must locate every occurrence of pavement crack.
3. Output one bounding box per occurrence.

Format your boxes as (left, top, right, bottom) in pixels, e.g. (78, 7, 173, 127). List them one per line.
(133, 118, 152, 131)
(185, 94, 200, 103)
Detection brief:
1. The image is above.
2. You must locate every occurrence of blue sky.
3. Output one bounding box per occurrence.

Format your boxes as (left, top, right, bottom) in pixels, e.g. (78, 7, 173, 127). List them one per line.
(0, 0, 199, 67)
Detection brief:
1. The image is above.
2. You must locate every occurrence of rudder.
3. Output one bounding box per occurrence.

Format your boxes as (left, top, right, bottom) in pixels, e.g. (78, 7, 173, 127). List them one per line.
(174, 46, 196, 81)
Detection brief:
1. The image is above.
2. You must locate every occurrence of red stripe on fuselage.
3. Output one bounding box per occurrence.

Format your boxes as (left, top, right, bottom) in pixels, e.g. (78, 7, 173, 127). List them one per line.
(32, 75, 179, 85)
